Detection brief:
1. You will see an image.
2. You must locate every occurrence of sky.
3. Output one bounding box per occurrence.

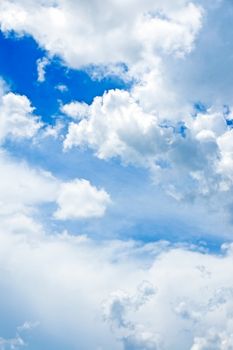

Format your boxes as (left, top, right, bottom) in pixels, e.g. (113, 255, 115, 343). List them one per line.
(1, 0, 233, 349)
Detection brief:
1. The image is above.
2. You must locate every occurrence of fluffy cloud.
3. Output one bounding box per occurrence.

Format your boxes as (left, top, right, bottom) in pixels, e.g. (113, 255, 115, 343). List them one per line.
(61, 101, 89, 119)
(63, 89, 169, 166)
(62, 88, 233, 201)
(0, 0, 202, 69)
(54, 179, 111, 220)
(0, 91, 42, 143)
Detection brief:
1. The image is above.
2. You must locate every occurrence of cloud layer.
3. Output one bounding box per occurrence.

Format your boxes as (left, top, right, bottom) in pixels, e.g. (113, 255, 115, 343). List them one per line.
(1, 226, 233, 350)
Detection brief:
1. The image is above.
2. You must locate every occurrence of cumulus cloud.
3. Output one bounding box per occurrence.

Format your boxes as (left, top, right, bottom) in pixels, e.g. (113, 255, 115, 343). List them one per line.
(62, 88, 233, 202)
(63, 89, 169, 166)
(0, 91, 42, 143)
(0, 0, 202, 69)
(54, 179, 111, 220)
(61, 101, 89, 119)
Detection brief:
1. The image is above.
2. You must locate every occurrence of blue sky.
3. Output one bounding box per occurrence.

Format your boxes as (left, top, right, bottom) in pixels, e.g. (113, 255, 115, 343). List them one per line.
(1, 1, 233, 349)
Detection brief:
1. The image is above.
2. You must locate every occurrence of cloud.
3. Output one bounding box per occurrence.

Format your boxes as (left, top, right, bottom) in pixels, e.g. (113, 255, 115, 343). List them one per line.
(0, 150, 59, 216)
(55, 84, 68, 93)
(62, 88, 233, 203)
(0, 321, 38, 350)
(2, 2, 233, 349)
(0, 150, 111, 225)
(0, 91, 42, 143)
(191, 331, 233, 350)
(0, 145, 231, 349)
(54, 178, 111, 220)
(63, 89, 168, 166)
(0, 1, 202, 69)
(103, 281, 160, 349)
(0, 334, 24, 350)
(61, 101, 89, 119)
(36, 56, 50, 83)
(1, 226, 233, 349)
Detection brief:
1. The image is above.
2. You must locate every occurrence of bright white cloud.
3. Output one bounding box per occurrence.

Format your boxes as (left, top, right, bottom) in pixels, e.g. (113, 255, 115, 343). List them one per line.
(63, 89, 169, 166)
(0, 1, 202, 69)
(61, 101, 89, 119)
(0, 91, 42, 143)
(54, 179, 111, 220)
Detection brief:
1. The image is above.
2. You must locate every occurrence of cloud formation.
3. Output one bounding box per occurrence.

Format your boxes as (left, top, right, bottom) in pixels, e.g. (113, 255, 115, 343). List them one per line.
(0, 91, 42, 144)
(54, 179, 111, 220)
(0, 0, 202, 69)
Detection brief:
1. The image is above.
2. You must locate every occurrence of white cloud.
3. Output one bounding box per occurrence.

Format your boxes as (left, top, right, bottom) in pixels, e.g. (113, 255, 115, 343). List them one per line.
(55, 84, 68, 92)
(0, 1, 202, 69)
(36, 56, 50, 83)
(0, 150, 110, 228)
(103, 281, 160, 349)
(0, 91, 42, 143)
(64, 89, 169, 166)
(61, 101, 89, 119)
(62, 87, 233, 203)
(54, 179, 111, 220)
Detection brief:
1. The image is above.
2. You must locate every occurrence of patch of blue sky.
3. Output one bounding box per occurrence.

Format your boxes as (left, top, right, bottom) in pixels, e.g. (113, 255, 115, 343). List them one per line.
(0, 31, 129, 124)
(193, 101, 207, 114)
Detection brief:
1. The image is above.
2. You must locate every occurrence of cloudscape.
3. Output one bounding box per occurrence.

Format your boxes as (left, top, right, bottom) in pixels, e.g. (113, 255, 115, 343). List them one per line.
(0, 0, 233, 349)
